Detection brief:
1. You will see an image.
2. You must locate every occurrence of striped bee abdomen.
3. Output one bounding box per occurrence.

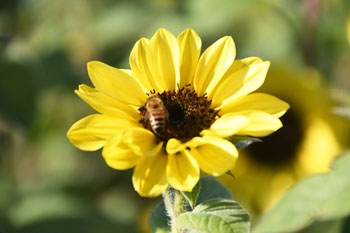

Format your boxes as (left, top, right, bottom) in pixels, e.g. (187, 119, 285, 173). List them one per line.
(149, 109, 166, 136)
(145, 96, 169, 138)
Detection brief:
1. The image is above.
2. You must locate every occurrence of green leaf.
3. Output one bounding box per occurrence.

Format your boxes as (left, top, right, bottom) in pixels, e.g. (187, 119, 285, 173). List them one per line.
(230, 135, 262, 150)
(253, 151, 350, 233)
(196, 176, 232, 204)
(302, 218, 347, 233)
(149, 201, 170, 233)
(175, 198, 250, 233)
(149, 176, 232, 233)
(181, 181, 201, 209)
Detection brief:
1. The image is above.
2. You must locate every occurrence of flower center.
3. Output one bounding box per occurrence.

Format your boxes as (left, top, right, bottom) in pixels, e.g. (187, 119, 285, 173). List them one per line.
(138, 85, 218, 142)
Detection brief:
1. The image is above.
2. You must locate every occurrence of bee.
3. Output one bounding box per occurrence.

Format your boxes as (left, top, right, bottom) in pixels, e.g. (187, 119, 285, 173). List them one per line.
(145, 96, 169, 137)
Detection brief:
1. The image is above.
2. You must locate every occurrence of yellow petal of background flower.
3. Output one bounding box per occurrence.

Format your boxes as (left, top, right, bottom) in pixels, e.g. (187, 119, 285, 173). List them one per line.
(193, 36, 236, 96)
(87, 61, 146, 106)
(220, 93, 290, 117)
(347, 15, 350, 46)
(166, 152, 200, 191)
(190, 136, 238, 176)
(177, 29, 202, 87)
(132, 152, 168, 197)
(146, 28, 180, 90)
(76, 84, 139, 120)
(130, 38, 164, 92)
(103, 133, 140, 170)
(237, 111, 283, 137)
(211, 59, 270, 108)
(201, 114, 249, 137)
(67, 114, 137, 151)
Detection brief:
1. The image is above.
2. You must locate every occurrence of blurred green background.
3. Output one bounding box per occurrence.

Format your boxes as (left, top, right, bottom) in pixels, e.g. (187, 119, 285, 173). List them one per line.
(0, 0, 349, 232)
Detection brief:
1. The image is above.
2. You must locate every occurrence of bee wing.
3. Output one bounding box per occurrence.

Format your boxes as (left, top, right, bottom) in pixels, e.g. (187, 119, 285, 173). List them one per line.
(145, 110, 151, 121)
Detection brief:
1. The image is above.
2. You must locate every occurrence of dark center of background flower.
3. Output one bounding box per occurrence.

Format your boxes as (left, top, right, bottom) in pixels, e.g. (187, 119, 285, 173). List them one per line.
(138, 85, 218, 142)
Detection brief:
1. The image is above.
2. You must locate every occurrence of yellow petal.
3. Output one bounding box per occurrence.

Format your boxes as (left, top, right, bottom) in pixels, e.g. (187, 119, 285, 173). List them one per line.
(201, 114, 249, 137)
(102, 128, 162, 170)
(103, 133, 140, 170)
(121, 127, 163, 156)
(211, 58, 270, 108)
(191, 136, 238, 176)
(76, 84, 139, 120)
(347, 15, 350, 46)
(177, 29, 202, 87)
(132, 152, 168, 197)
(130, 38, 164, 92)
(237, 111, 283, 137)
(193, 36, 236, 96)
(166, 151, 200, 191)
(67, 114, 137, 151)
(210, 57, 262, 106)
(87, 61, 147, 106)
(220, 93, 290, 117)
(146, 28, 180, 90)
(166, 137, 206, 155)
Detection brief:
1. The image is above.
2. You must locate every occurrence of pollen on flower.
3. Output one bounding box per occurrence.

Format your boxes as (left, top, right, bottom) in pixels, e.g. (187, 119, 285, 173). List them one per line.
(138, 84, 219, 142)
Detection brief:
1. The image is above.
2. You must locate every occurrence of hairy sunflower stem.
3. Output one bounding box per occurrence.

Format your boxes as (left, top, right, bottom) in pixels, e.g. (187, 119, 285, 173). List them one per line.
(162, 187, 188, 233)
(163, 186, 175, 218)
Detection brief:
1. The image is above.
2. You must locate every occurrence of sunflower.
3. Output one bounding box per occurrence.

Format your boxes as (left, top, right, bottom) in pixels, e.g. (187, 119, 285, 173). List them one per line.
(220, 66, 349, 217)
(67, 28, 289, 197)
(347, 15, 350, 46)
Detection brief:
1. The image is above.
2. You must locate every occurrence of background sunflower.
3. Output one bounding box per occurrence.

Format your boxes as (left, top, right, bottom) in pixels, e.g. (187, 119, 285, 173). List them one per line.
(0, 0, 349, 232)
(220, 65, 349, 217)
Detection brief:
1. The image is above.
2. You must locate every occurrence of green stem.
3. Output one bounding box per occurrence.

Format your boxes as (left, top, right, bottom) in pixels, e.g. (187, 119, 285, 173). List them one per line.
(162, 187, 187, 233)
(163, 186, 174, 218)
